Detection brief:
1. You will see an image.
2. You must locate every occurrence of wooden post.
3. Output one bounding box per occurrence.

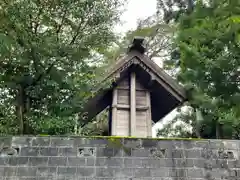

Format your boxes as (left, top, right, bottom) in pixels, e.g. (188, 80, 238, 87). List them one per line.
(146, 91, 152, 137)
(130, 72, 136, 136)
(111, 89, 118, 136)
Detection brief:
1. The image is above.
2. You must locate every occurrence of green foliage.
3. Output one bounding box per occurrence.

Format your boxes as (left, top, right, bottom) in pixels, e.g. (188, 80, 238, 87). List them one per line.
(159, 0, 240, 139)
(0, 0, 125, 135)
(157, 0, 195, 23)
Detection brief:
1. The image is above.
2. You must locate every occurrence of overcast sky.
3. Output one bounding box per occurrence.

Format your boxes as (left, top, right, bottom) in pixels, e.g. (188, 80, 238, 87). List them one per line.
(114, 0, 179, 137)
(115, 0, 157, 34)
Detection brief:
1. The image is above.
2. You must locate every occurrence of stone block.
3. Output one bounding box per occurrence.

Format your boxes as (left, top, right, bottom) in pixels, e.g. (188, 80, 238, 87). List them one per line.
(76, 167, 95, 177)
(39, 147, 58, 156)
(0, 167, 4, 176)
(203, 169, 222, 179)
(37, 177, 56, 180)
(134, 168, 151, 177)
(123, 138, 142, 149)
(50, 137, 74, 147)
(59, 147, 77, 157)
(19, 177, 37, 180)
(131, 148, 150, 157)
(48, 157, 67, 166)
(86, 157, 95, 166)
(169, 168, 187, 177)
(222, 140, 239, 150)
(227, 159, 240, 168)
(32, 137, 50, 147)
(36, 167, 52, 177)
(175, 159, 194, 168)
(123, 158, 132, 167)
(187, 168, 204, 178)
(7, 157, 18, 166)
(37, 167, 56, 178)
(20, 147, 39, 156)
(157, 140, 174, 149)
(64, 176, 86, 180)
(3, 167, 17, 177)
(195, 140, 210, 149)
(28, 157, 48, 166)
(186, 149, 202, 158)
(67, 157, 86, 166)
(142, 139, 158, 148)
(0, 157, 8, 165)
(114, 168, 133, 178)
(151, 168, 169, 177)
(5, 178, 19, 180)
(17, 167, 37, 177)
(96, 157, 123, 167)
(86, 138, 108, 147)
(12, 137, 32, 147)
(131, 158, 142, 168)
(73, 138, 86, 147)
(57, 167, 77, 176)
(0, 137, 12, 147)
(182, 140, 195, 149)
(96, 147, 122, 157)
(142, 158, 174, 168)
(200, 148, 216, 159)
(171, 149, 185, 158)
(96, 167, 114, 177)
(7, 157, 28, 166)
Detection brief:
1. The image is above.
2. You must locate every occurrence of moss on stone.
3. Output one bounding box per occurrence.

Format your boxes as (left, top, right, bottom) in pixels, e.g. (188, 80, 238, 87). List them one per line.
(72, 135, 204, 141)
(11, 135, 205, 141)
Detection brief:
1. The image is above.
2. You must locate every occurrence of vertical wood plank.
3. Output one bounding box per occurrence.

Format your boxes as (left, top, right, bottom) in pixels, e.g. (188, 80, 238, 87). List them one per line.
(146, 91, 152, 137)
(108, 105, 112, 135)
(130, 72, 136, 136)
(111, 88, 118, 136)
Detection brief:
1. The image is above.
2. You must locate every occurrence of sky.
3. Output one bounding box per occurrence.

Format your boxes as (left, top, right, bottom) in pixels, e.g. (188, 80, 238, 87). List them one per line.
(115, 0, 157, 34)
(115, 0, 179, 137)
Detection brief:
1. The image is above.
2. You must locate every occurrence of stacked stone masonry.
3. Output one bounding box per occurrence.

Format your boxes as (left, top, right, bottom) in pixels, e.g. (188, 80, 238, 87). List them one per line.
(0, 136, 240, 180)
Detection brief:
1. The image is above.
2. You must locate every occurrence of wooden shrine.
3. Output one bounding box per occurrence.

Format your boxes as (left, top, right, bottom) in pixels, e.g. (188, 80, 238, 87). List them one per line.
(82, 37, 187, 137)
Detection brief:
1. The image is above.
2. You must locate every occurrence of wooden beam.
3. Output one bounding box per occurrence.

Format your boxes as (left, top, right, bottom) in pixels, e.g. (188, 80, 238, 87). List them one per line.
(146, 91, 152, 137)
(111, 89, 118, 136)
(130, 72, 136, 136)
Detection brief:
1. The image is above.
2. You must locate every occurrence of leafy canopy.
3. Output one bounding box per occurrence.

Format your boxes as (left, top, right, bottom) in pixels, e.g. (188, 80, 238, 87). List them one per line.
(0, 0, 125, 135)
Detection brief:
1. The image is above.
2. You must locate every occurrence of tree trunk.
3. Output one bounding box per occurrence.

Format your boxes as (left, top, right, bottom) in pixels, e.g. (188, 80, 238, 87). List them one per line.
(16, 86, 24, 134)
(216, 120, 220, 139)
(16, 85, 32, 134)
(24, 96, 31, 134)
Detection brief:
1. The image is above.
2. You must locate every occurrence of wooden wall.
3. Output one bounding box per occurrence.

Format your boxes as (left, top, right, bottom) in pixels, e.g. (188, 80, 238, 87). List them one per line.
(111, 73, 152, 137)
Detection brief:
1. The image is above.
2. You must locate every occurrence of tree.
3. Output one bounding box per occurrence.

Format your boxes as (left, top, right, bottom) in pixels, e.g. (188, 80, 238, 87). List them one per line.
(0, 0, 125, 135)
(157, 0, 195, 23)
(159, 0, 240, 139)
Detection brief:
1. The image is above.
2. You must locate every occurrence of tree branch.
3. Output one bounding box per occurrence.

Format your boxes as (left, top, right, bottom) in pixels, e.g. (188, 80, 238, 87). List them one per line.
(34, 6, 44, 34)
(56, 8, 68, 40)
(30, 63, 55, 87)
(69, 4, 95, 45)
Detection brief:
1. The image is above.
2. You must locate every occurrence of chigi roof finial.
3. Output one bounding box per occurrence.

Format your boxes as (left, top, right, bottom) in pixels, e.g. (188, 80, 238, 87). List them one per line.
(128, 36, 146, 54)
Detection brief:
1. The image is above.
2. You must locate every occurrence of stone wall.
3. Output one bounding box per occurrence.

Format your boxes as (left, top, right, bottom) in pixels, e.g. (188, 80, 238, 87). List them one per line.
(0, 136, 240, 180)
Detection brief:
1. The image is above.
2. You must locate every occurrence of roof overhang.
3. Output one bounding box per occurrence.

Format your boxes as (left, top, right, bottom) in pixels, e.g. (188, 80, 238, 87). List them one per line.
(82, 51, 187, 123)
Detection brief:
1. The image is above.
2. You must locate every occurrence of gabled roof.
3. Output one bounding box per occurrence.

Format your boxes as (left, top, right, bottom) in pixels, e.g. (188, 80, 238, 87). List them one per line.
(82, 37, 187, 123)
